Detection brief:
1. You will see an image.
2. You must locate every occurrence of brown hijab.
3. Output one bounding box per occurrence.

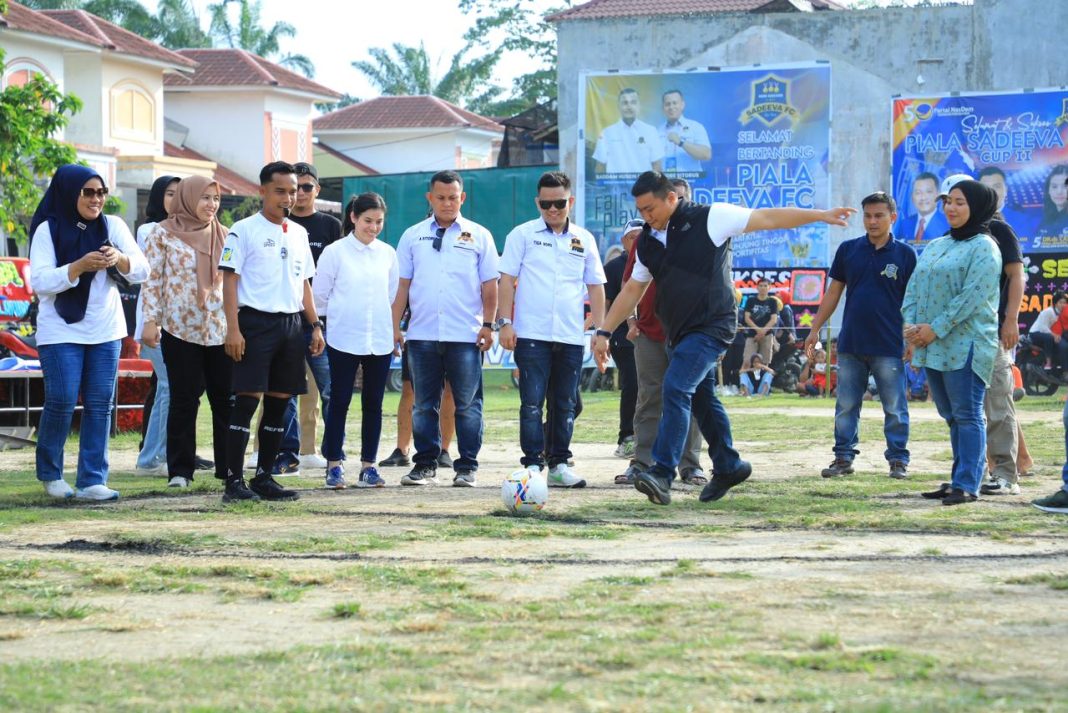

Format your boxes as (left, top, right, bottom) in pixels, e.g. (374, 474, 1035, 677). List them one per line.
(158, 175, 227, 308)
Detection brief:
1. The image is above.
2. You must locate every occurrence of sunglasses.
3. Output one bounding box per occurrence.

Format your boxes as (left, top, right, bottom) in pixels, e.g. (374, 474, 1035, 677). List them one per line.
(432, 227, 446, 252)
(297, 183, 317, 193)
(538, 199, 568, 210)
(80, 187, 109, 199)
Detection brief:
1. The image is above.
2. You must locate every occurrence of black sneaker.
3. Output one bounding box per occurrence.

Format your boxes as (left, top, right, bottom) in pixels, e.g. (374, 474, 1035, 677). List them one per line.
(634, 471, 672, 506)
(223, 477, 261, 503)
(921, 482, 953, 500)
(250, 474, 300, 501)
(452, 470, 477, 487)
(194, 455, 214, 471)
(437, 451, 453, 469)
(942, 487, 977, 506)
(699, 461, 752, 502)
(888, 461, 908, 480)
(821, 458, 854, 478)
(378, 448, 411, 467)
(400, 466, 437, 486)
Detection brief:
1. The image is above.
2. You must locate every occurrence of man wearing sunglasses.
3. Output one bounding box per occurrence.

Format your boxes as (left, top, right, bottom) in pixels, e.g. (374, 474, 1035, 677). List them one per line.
(261, 162, 341, 478)
(393, 171, 499, 487)
(497, 171, 606, 488)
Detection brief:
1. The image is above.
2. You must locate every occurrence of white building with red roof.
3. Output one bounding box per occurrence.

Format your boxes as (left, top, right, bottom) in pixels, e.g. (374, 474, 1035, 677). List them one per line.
(312, 95, 504, 176)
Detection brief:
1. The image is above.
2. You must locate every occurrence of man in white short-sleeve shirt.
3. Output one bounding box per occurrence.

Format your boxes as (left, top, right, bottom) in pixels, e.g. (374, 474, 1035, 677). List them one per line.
(392, 170, 499, 487)
(218, 161, 325, 504)
(658, 89, 712, 175)
(497, 171, 607, 487)
(593, 88, 663, 176)
(595, 171, 855, 507)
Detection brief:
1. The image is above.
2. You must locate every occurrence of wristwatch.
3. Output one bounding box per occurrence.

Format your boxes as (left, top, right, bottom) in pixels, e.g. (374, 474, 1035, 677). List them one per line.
(310, 320, 324, 331)
(482, 321, 493, 330)
(495, 317, 512, 330)
(595, 328, 612, 339)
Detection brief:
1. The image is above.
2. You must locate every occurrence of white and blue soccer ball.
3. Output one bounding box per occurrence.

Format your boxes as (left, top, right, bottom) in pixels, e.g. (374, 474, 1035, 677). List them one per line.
(501, 469, 548, 515)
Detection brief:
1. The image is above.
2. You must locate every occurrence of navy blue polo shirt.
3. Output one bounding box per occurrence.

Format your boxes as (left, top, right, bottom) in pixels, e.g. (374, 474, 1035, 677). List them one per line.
(828, 234, 917, 357)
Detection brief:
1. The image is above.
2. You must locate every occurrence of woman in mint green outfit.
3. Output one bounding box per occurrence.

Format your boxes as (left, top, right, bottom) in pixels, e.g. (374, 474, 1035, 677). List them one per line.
(901, 179, 1001, 506)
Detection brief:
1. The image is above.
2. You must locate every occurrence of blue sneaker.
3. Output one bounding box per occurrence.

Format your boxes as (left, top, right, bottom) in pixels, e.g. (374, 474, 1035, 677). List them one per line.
(325, 465, 347, 490)
(357, 466, 386, 488)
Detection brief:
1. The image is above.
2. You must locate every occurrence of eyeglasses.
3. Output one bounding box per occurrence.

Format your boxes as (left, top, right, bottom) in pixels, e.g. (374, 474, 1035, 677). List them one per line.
(432, 227, 446, 252)
(538, 199, 568, 210)
(297, 183, 317, 193)
(80, 187, 109, 199)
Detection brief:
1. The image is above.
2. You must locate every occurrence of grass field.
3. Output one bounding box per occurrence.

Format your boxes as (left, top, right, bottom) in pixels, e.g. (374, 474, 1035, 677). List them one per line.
(1, 373, 1066, 712)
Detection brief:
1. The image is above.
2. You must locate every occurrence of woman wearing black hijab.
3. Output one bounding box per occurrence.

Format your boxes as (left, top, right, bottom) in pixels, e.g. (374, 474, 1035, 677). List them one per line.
(901, 179, 1002, 505)
(28, 164, 150, 501)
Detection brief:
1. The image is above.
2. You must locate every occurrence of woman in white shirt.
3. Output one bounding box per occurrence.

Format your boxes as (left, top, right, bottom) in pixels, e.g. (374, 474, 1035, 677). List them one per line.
(313, 192, 400, 489)
(28, 164, 150, 501)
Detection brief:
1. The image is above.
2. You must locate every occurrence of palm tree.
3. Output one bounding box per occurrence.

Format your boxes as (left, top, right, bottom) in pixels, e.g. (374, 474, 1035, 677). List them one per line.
(20, 0, 210, 49)
(153, 0, 211, 49)
(207, 0, 314, 77)
(352, 42, 502, 115)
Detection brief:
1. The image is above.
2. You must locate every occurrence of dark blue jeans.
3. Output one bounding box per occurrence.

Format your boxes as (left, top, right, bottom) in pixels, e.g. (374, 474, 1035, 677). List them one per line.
(323, 348, 392, 463)
(1061, 397, 1068, 493)
(276, 323, 331, 461)
(36, 340, 121, 488)
(651, 332, 742, 479)
(407, 340, 483, 471)
(926, 349, 987, 496)
(1030, 332, 1068, 372)
(834, 353, 910, 464)
(514, 339, 583, 468)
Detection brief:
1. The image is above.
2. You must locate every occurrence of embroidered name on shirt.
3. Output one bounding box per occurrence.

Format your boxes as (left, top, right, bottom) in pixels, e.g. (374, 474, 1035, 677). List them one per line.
(880, 264, 899, 280)
(264, 238, 275, 248)
(569, 237, 585, 253)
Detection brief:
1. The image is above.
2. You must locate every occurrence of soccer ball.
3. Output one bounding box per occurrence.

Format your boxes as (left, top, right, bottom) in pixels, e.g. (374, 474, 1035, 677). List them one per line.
(501, 469, 548, 515)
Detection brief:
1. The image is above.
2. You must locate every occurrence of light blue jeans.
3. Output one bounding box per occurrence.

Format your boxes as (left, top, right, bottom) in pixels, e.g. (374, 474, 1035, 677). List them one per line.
(926, 349, 987, 496)
(833, 353, 910, 464)
(136, 341, 169, 469)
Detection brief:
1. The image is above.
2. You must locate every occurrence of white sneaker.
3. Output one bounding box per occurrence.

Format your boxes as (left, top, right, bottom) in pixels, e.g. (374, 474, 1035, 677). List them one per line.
(43, 479, 73, 499)
(167, 476, 190, 488)
(547, 463, 586, 489)
(244, 451, 258, 469)
(613, 437, 635, 459)
(527, 464, 544, 476)
(74, 485, 120, 501)
(300, 453, 328, 469)
(134, 463, 166, 476)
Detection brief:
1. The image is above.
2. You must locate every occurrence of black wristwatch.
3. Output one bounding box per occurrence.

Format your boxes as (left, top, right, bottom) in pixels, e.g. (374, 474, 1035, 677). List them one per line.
(482, 321, 493, 330)
(310, 320, 324, 331)
(595, 329, 613, 339)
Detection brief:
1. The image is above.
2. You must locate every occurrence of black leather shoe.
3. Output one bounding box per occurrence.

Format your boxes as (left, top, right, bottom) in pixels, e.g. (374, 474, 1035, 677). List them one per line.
(921, 483, 953, 500)
(634, 471, 672, 506)
(194, 455, 214, 471)
(222, 477, 261, 503)
(699, 461, 752, 502)
(250, 474, 300, 501)
(942, 488, 977, 506)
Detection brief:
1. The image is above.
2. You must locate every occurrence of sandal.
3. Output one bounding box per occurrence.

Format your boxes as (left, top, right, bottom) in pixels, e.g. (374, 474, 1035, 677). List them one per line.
(679, 468, 709, 486)
(615, 464, 642, 485)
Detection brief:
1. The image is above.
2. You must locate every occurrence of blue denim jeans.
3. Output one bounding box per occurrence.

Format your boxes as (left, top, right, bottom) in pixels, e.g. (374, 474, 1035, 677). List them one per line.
(323, 348, 391, 463)
(36, 340, 121, 488)
(651, 332, 742, 479)
(513, 339, 583, 468)
(408, 340, 483, 471)
(926, 349, 987, 496)
(136, 341, 169, 469)
(740, 369, 773, 396)
(1061, 397, 1068, 493)
(276, 324, 331, 461)
(834, 353, 910, 464)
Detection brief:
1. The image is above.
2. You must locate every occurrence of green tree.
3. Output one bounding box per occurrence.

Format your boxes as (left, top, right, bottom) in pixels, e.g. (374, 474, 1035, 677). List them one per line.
(351, 42, 503, 115)
(315, 93, 360, 114)
(458, 0, 571, 115)
(208, 0, 314, 77)
(0, 0, 83, 244)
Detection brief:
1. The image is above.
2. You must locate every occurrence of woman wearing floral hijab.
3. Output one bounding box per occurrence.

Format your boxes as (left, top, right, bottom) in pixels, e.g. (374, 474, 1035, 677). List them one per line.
(141, 176, 230, 488)
(29, 164, 150, 500)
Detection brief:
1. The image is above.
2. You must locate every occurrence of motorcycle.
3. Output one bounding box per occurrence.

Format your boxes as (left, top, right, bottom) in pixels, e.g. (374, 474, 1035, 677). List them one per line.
(1015, 334, 1061, 396)
(770, 338, 804, 393)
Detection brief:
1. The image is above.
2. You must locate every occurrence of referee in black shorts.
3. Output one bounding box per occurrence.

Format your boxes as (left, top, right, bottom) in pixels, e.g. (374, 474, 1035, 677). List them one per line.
(219, 161, 325, 502)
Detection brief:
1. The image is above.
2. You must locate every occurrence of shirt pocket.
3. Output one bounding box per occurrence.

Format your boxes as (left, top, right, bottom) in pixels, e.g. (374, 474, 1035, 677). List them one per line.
(445, 242, 479, 277)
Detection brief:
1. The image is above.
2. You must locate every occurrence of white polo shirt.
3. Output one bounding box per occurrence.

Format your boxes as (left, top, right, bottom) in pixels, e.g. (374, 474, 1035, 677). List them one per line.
(396, 214, 499, 343)
(499, 219, 606, 346)
(631, 203, 753, 282)
(313, 235, 398, 356)
(659, 116, 711, 173)
(592, 118, 663, 174)
(219, 212, 314, 313)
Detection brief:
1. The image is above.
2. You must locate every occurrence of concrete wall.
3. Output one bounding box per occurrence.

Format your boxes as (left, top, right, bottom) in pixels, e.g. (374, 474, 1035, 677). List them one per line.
(1, 33, 67, 95)
(165, 90, 265, 180)
(100, 57, 164, 156)
(555, 0, 1068, 242)
(313, 128, 501, 174)
(62, 51, 103, 148)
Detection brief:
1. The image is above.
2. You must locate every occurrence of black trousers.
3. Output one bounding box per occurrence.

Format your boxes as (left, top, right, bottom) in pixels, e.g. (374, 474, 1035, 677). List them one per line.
(610, 335, 637, 443)
(161, 330, 233, 478)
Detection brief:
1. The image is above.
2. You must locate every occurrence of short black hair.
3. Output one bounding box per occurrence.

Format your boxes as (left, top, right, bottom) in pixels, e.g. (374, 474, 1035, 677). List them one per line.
(756, 277, 771, 285)
(537, 171, 571, 192)
(670, 178, 691, 200)
(1055, 291, 1068, 304)
(662, 89, 683, 101)
(914, 171, 939, 187)
(342, 192, 387, 235)
(619, 87, 638, 99)
(861, 191, 897, 213)
(978, 166, 1006, 181)
(260, 161, 296, 185)
(429, 170, 462, 191)
(630, 171, 674, 199)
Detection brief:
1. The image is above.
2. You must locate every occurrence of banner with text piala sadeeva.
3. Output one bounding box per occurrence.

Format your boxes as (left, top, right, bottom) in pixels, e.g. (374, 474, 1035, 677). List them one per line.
(578, 63, 831, 268)
(891, 89, 1068, 253)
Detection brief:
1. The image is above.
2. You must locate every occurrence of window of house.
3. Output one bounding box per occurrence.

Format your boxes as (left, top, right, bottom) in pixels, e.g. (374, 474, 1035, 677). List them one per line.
(111, 82, 155, 140)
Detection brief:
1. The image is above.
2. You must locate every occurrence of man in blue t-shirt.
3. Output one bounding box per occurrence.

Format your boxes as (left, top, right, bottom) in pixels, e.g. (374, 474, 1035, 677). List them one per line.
(804, 192, 917, 480)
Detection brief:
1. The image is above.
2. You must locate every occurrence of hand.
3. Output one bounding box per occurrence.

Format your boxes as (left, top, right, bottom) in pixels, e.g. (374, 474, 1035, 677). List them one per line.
(97, 245, 121, 268)
(626, 321, 640, 341)
(225, 327, 245, 362)
(1055, 333, 1062, 344)
(393, 328, 404, 356)
(309, 326, 325, 357)
(667, 131, 681, 145)
(142, 321, 160, 349)
(820, 207, 857, 227)
(1000, 321, 1019, 351)
(905, 323, 936, 347)
(476, 326, 494, 352)
(72, 249, 111, 276)
(499, 324, 516, 351)
(803, 332, 820, 359)
(593, 335, 610, 373)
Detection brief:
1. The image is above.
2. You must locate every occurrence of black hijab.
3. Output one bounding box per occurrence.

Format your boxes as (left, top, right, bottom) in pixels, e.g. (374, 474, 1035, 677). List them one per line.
(145, 175, 178, 223)
(947, 180, 998, 241)
(29, 164, 108, 324)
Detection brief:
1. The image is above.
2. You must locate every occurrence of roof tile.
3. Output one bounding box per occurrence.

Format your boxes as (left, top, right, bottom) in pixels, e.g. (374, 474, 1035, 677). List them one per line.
(40, 9, 197, 69)
(314, 95, 503, 133)
(1, 1, 106, 48)
(164, 49, 340, 100)
(548, 0, 843, 22)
